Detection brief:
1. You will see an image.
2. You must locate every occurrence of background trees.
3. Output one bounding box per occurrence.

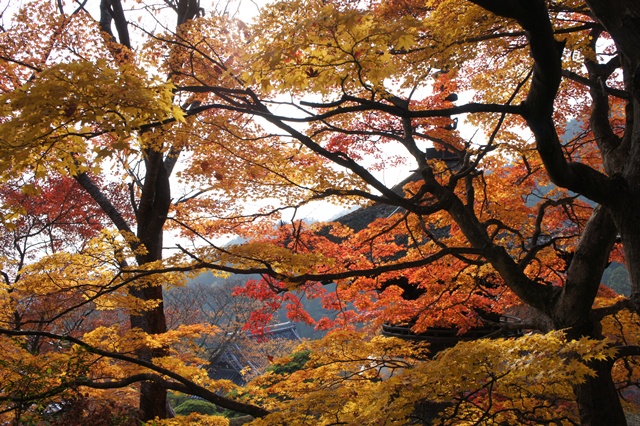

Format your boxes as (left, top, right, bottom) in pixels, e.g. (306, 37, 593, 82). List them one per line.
(1, 0, 640, 424)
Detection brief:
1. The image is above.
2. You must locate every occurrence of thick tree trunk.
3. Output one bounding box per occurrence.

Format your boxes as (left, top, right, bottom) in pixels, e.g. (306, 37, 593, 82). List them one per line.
(587, 0, 640, 316)
(78, 166, 171, 420)
(94, 0, 199, 420)
(575, 361, 626, 425)
(549, 206, 625, 425)
(131, 150, 172, 421)
(130, 285, 168, 421)
(139, 381, 167, 421)
(614, 207, 640, 313)
(468, 2, 640, 424)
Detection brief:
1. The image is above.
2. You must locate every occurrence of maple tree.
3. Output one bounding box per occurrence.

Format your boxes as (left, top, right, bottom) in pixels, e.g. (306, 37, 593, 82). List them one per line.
(0, 0, 270, 422)
(1, 0, 640, 424)
(242, 330, 614, 425)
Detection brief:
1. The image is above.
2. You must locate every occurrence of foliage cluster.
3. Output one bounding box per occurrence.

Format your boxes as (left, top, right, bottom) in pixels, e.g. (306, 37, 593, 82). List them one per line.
(0, 0, 639, 424)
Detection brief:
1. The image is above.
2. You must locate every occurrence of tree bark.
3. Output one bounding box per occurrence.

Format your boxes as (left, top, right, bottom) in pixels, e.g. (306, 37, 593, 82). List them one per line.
(465, 1, 634, 424)
(575, 360, 626, 425)
(550, 206, 626, 425)
(582, 0, 640, 315)
(129, 149, 172, 421)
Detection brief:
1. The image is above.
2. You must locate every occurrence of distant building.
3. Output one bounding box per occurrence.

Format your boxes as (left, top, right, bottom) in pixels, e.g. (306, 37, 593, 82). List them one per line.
(207, 322, 301, 386)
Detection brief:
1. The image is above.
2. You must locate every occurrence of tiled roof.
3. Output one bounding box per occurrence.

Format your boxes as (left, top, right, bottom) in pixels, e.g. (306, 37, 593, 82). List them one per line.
(207, 322, 302, 386)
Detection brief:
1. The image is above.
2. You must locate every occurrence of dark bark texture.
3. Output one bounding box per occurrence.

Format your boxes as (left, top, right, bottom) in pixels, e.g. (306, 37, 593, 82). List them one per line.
(466, 0, 640, 424)
(130, 149, 171, 420)
(85, 0, 640, 423)
(93, 0, 200, 420)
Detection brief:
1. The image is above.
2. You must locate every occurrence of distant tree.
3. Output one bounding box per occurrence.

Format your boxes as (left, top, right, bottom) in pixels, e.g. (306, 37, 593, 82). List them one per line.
(165, 279, 260, 360)
(174, 399, 220, 416)
(606, 264, 631, 296)
(265, 350, 310, 375)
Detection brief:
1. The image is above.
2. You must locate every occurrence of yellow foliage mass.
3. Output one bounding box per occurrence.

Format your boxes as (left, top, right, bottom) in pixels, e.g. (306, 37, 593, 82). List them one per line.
(243, 330, 612, 425)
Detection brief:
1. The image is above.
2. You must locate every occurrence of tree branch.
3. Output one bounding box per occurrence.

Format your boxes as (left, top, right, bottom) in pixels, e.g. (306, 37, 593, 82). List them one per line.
(175, 244, 487, 285)
(592, 298, 631, 320)
(0, 328, 270, 418)
(562, 69, 629, 100)
(99, 0, 131, 48)
(74, 172, 133, 235)
(613, 345, 640, 360)
(468, 0, 615, 206)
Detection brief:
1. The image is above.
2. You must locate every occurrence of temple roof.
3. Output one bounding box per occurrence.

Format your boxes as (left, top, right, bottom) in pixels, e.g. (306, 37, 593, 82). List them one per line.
(207, 322, 302, 386)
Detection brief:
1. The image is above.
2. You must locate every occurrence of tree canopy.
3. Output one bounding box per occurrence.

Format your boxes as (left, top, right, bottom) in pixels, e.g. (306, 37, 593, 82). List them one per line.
(1, 0, 640, 424)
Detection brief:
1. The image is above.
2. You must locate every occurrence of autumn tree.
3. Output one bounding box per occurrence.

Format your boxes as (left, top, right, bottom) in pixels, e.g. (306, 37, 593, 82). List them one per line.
(0, 0, 273, 422)
(3, 0, 640, 424)
(192, 0, 639, 423)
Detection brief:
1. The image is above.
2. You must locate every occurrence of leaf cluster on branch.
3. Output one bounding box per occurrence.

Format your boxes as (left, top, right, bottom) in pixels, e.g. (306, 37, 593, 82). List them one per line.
(1, 0, 640, 424)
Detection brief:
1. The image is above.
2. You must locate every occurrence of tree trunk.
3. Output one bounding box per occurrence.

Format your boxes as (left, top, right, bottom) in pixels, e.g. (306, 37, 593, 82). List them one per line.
(575, 361, 626, 425)
(548, 205, 626, 425)
(466, 1, 640, 423)
(131, 150, 172, 421)
(586, 0, 640, 313)
(130, 285, 168, 420)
